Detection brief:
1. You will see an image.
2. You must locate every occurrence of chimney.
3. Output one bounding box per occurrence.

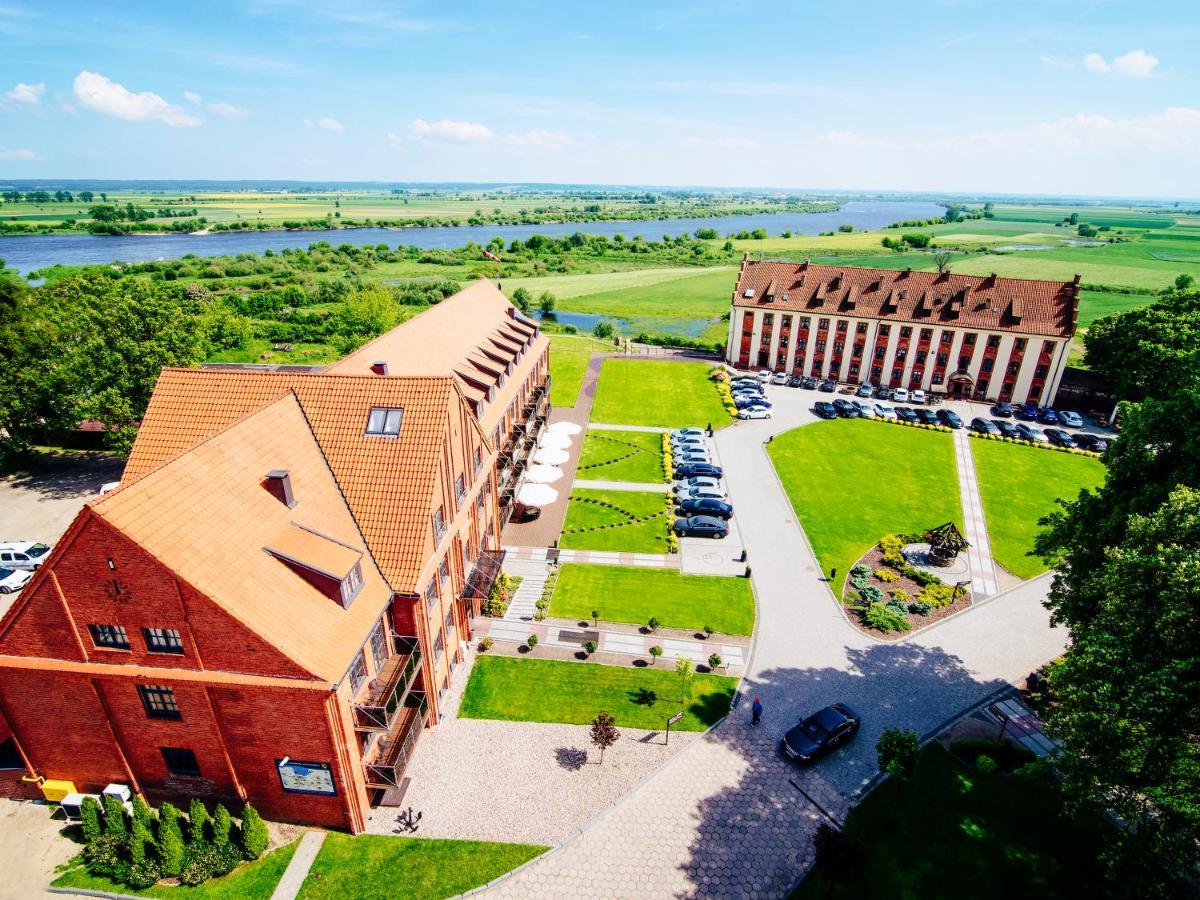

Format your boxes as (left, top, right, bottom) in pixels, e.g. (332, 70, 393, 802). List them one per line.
(369, 361, 388, 376)
(265, 470, 296, 508)
(506, 306, 516, 319)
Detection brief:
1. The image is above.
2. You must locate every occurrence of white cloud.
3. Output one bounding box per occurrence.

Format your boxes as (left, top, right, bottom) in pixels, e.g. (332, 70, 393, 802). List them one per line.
(405, 118, 573, 149)
(1084, 49, 1158, 79)
(0, 147, 35, 160)
(409, 117, 494, 141)
(208, 101, 250, 120)
(72, 71, 201, 127)
(184, 90, 203, 104)
(304, 116, 344, 133)
(4, 82, 44, 105)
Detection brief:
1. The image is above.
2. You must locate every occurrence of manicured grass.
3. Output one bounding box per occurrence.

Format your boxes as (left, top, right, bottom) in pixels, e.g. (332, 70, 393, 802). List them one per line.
(504, 266, 732, 303)
(52, 842, 298, 899)
(297, 834, 545, 900)
(971, 439, 1105, 579)
(460, 655, 737, 730)
(550, 563, 755, 636)
(555, 268, 736, 320)
(590, 359, 731, 428)
(577, 430, 665, 483)
(547, 333, 609, 407)
(768, 420, 961, 588)
(793, 743, 1117, 900)
(559, 488, 670, 554)
(1076, 289, 1152, 327)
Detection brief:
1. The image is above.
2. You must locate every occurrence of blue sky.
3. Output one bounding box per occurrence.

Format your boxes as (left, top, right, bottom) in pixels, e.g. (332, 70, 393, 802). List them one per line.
(1, 0, 1198, 196)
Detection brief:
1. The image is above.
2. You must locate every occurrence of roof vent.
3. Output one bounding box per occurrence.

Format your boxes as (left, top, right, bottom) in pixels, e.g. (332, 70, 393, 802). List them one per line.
(370, 361, 388, 376)
(265, 470, 296, 508)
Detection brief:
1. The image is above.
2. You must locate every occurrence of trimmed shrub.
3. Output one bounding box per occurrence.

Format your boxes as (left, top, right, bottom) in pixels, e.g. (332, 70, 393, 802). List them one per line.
(129, 818, 153, 866)
(526, 634, 538, 650)
(874, 568, 900, 583)
(79, 796, 103, 844)
(649, 644, 664, 664)
(584, 640, 598, 655)
(180, 844, 219, 886)
(976, 753, 999, 774)
(212, 803, 233, 848)
(84, 834, 125, 878)
(908, 600, 933, 616)
(863, 602, 910, 633)
(158, 803, 186, 876)
(240, 804, 269, 861)
(877, 727, 919, 778)
(478, 636, 493, 652)
(879, 534, 905, 568)
(126, 858, 161, 890)
(212, 839, 244, 877)
(708, 653, 722, 670)
(102, 794, 128, 842)
(888, 588, 909, 603)
(647, 616, 660, 632)
(850, 563, 871, 578)
(858, 585, 885, 604)
(917, 582, 957, 608)
(188, 798, 210, 847)
(131, 795, 153, 831)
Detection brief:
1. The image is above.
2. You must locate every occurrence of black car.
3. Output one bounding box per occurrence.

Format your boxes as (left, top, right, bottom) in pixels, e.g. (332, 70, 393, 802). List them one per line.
(1038, 407, 1060, 426)
(1044, 427, 1076, 448)
(971, 417, 1000, 436)
(781, 703, 862, 765)
(734, 395, 768, 409)
(936, 409, 963, 429)
(818, 379, 837, 393)
(814, 401, 838, 419)
(874, 386, 892, 400)
(802, 376, 819, 389)
(673, 515, 728, 539)
(895, 406, 918, 423)
(676, 498, 733, 519)
(832, 398, 858, 418)
(992, 401, 1013, 418)
(1015, 403, 1039, 421)
(1072, 433, 1109, 452)
(787, 375, 804, 388)
(915, 408, 939, 425)
(674, 462, 723, 479)
(995, 420, 1020, 439)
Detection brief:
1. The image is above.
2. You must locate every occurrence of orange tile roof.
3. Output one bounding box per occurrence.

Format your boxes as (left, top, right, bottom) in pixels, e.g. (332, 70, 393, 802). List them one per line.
(93, 394, 393, 682)
(265, 523, 362, 581)
(733, 260, 1079, 338)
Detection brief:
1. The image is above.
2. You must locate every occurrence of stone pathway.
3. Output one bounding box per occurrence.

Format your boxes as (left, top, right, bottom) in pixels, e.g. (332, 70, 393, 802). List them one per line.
(502, 555, 550, 622)
(558, 548, 678, 568)
(989, 696, 1061, 757)
(270, 830, 325, 900)
(952, 430, 1000, 596)
(573, 479, 671, 493)
(481, 618, 746, 668)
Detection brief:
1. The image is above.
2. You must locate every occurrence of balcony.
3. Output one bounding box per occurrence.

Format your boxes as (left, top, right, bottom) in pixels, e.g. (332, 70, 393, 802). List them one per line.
(462, 549, 505, 602)
(352, 636, 421, 731)
(362, 691, 429, 790)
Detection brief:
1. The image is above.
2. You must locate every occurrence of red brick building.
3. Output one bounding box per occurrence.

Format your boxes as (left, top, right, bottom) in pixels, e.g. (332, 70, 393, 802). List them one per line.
(0, 280, 549, 832)
(727, 258, 1080, 406)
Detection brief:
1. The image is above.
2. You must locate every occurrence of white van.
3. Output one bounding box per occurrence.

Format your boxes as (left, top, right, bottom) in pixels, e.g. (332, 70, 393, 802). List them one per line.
(0, 541, 53, 570)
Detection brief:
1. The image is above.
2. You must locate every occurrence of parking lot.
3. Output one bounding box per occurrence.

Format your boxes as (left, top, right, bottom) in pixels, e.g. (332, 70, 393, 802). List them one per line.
(669, 431, 748, 577)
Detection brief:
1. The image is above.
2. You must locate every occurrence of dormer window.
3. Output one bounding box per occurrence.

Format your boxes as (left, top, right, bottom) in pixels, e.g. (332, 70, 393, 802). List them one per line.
(340, 562, 363, 605)
(265, 524, 366, 609)
(365, 407, 403, 437)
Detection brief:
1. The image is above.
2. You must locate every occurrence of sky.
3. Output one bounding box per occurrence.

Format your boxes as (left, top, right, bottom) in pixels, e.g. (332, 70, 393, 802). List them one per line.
(1, 0, 1198, 197)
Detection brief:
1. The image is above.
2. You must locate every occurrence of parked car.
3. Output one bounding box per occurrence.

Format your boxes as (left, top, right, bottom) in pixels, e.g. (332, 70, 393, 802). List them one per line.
(757, 370, 772, 381)
(802, 376, 819, 389)
(1072, 433, 1109, 452)
(679, 486, 728, 503)
(673, 449, 713, 464)
(673, 515, 729, 539)
(832, 398, 858, 418)
(814, 401, 838, 419)
(772, 372, 789, 385)
(852, 400, 873, 417)
(874, 403, 897, 420)
(995, 420, 1020, 439)
(676, 498, 733, 519)
(787, 375, 804, 388)
(911, 389, 927, 404)
(991, 401, 1014, 418)
(0, 541, 52, 570)
(1016, 403, 1039, 421)
(818, 379, 837, 393)
(670, 428, 705, 439)
(1038, 407, 1060, 426)
(895, 406, 919, 423)
(936, 409, 963, 429)
(1059, 410, 1084, 428)
(892, 387, 910, 402)
(915, 408, 939, 425)
(856, 383, 875, 398)
(0, 566, 33, 594)
(735, 395, 768, 409)
(673, 476, 721, 494)
(874, 386, 892, 400)
(670, 433, 707, 447)
(780, 703, 862, 765)
(731, 377, 758, 388)
(1045, 428, 1076, 448)
(1016, 423, 1049, 443)
(971, 417, 1000, 436)
(738, 407, 773, 420)
(673, 462, 723, 478)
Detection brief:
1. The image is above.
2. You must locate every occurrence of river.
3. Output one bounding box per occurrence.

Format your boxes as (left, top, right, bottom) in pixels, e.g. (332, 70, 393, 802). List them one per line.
(0, 201, 944, 275)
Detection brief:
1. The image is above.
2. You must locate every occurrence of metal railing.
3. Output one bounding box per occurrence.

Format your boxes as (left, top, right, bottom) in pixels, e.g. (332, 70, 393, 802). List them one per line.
(362, 691, 429, 789)
(352, 636, 421, 731)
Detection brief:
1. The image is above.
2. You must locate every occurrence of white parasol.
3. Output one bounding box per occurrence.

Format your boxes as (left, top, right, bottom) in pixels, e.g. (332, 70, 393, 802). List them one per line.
(516, 483, 559, 506)
(525, 464, 564, 484)
(537, 432, 572, 451)
(532, 448, 570, 466)
(547, 421, 583, 435)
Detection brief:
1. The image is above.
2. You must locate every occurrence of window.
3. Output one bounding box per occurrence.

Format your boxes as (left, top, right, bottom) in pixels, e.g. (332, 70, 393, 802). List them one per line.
(916, 350, 927, 363)
(895, 348, 907, 362)
(833, 341, 844, 353)
(932, 372, 944, 385)
(476, 490, 486, 512)
(963, 332, 977, 345)
(160, 747, 201, 778)
(879, 324, 890, 336)
(88, 624, 129, 650)
(425, 580, 438, 610)
(981, 358, 994, 373)
(439, 556, 450, 583)
(369, 620, 390, 667)
(986, 335, 1001, 349)
(921, 328, 933, 341)
(892, 367, 902, 381)
(900, 327, 912, 338)
(799, 317, 810, 328)
(349, 653, 367, 695)
(138, 685, 181, 720)
(473, 447, 482, 473)
(365, 407, 403, 437)
(941, 331, 953, 345)
(936, 353, 948, 366)
(763, 313, 773, 326)
(1015, 338, 1027, 352)
(444, 609, 454, 634)
(340, 562, 363, 605)
(856, 322, 868, 334)
(1035, 365, 1049, 379)
(433, 631, 444, 662)
(815, 340, 826, 352)
(143, 628, 184, 655)
(848, 364, 860, 377)
(432, 507, 445, 543)
(874, 346, 886, 360)
(1008, 362, 1020, 376)
(1042, 340, 1056, 356)
(871, 366, 882, 380)
(818, 318, 829, 330)
(958, 355, 972, 370)
(455, 475, 466, 504)
(852, 344, 863, 358)
(836, 320, 848, 332)
(796, 338, 806, 351)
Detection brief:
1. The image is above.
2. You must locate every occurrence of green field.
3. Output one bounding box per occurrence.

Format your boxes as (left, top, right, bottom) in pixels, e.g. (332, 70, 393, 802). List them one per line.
(559, 488, 671, 554)
(576, 429, 666, 482)
(459, 655, 737, 730)
(590, 359, 731, 428)
(550, 563, 755, 636)
(768, 420, 962, 589)
(794, 743, 1118, 900)
(547, 333, 610, 407)
(971, 439, 1105, 579)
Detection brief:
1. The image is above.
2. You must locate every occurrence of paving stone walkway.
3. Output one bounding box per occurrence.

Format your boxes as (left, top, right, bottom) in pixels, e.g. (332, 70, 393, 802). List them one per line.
(952, 430, 1000, 596)
(270, 830, 325, 900)
(573, 478, 671, 492)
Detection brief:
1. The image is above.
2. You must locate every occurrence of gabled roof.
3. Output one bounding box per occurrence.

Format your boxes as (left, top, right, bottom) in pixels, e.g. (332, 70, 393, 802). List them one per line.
(93, 394, 392, 682)
(733, 260, 1078, 338)
(124, 369, 456, 592)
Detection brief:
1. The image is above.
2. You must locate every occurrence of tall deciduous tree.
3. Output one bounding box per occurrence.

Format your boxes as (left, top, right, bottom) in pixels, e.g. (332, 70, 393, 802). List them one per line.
(1083, 289, 1200, 402)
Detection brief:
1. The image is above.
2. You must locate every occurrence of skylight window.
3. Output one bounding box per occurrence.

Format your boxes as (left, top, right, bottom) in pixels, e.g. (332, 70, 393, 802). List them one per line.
(365, 407, 403, 437)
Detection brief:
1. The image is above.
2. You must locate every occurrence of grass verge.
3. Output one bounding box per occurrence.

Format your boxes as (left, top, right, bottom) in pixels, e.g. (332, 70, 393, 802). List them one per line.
(559, 487, 671, 554)
(591, 359, 730, 428)
(577, 430, 666, 483)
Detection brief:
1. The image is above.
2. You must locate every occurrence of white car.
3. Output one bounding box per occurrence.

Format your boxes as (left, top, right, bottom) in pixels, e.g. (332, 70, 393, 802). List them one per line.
(681, 487, 729, 502)
(0, 541, 52, 570)
(739, 407, 773, 420)
(874, 403, 897, 420)
(673, 449, 714, 464)
(673, 477, 721, 495)
(771, 372, 788, 385)
(757, 370, 771, 381)
(911, 389, 927, 404)
(1059, 411, 1084, 428)
(670, 435, 707, 449)
(670, 428, 705, 439)
(0, 566, 32, 594)
(892, 387, 910, 403)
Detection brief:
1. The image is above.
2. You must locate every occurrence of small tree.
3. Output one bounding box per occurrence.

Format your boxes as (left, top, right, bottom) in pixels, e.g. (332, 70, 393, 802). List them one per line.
(158, 803, 186, 876)
(188, 798, 210, 847)
(212, 803, 233, 847)
(708, 652, 723, 672)
(526, 633, 538, 651)
(593, 320, 614, 339)
(590, 711, 620, 764)
(876, 727, 919, 778)
(512, 287, 531, 311)
(102, 794, 128, 842)
(584, 640, 598, 656)
(675, 656, 694, 703)
(647, 616, 660, 632)
(131, 795, 153, 830)
(240, 804, 269, 860)
(538, 292, 555, 314)
(129, 816, 153, 866)
(703, 624, 714, 638)
(932, 251, 953, 273)
(649, 645, 663, 665)
(79, 795, 103, 843)
(591, 608, 599, 626)
(1175, 273, 1195, 291)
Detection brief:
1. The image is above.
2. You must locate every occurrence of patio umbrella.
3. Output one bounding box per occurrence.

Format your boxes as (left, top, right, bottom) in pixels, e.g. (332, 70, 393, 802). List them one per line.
(525, 464, 564, 484)
(547, 421, 582, 435)
(532, 448, 570, 466)
(516, 483, 558, 507)
(537, 432, 572, 451)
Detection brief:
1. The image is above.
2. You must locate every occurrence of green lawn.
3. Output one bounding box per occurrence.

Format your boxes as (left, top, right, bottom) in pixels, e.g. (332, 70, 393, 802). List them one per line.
(460, 655, 737, 730)
(52, 842, 298, 899)
(577, 430, 666, 483)
(590, 359, 731, 428)
(547, 333, 610, 407)
(559, 488, 671, 554)
(554, 267, 736, 320)
(794, 744, 1118, 900)
(550, 563, 755, 636)
(972, 439, 1105, 579)
(298, 834, 544, 899)
(768, 420, 962, 589)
